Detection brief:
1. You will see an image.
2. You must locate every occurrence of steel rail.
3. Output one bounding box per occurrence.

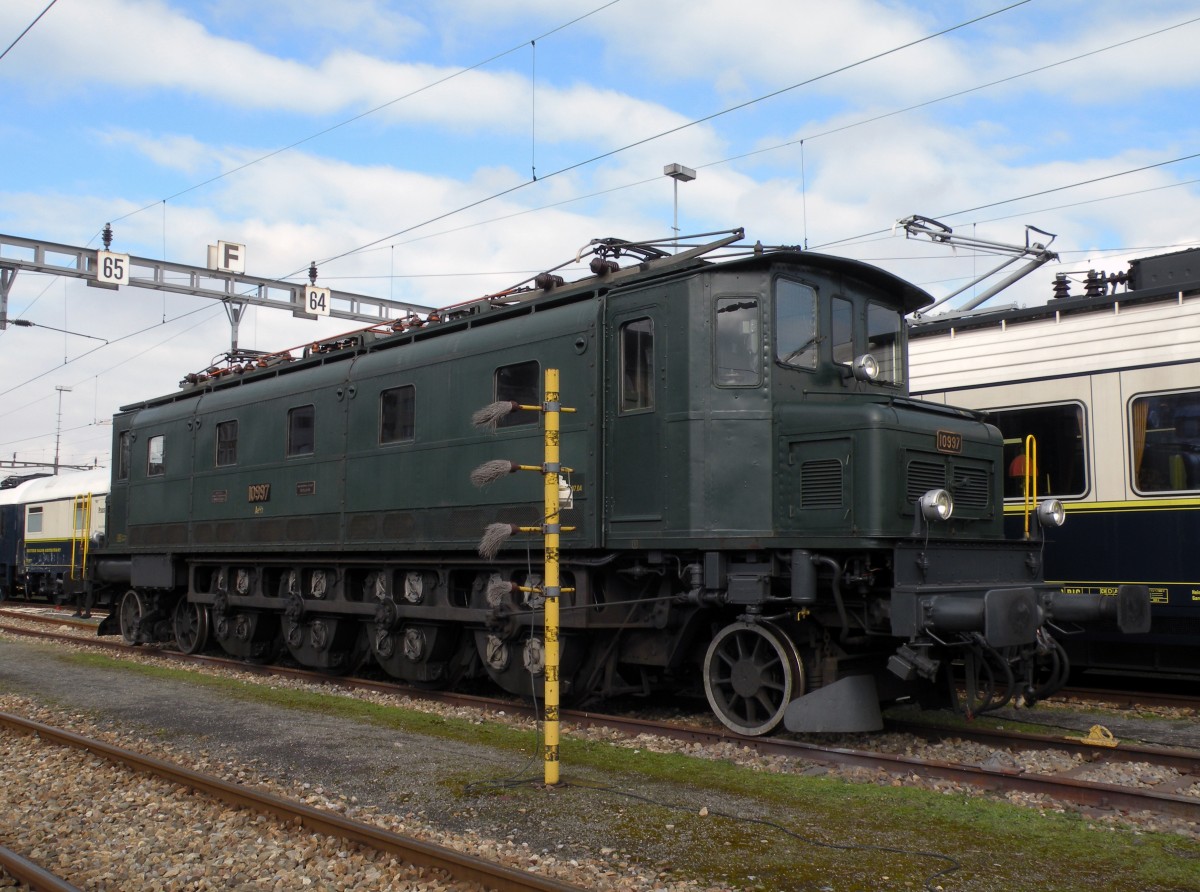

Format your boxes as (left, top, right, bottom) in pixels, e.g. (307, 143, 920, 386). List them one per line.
(4, 618, 1199, 822)
(0, 711, 585, 892)
(0, 844, 81, 892)
(886, 717, 1200, 773)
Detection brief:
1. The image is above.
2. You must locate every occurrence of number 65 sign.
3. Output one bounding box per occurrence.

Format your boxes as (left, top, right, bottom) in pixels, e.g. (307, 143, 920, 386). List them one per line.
(96, 250, 130, 286)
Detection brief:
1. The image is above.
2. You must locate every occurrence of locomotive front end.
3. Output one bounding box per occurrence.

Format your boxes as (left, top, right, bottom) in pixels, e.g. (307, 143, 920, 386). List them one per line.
(752, 253, 1151, 733)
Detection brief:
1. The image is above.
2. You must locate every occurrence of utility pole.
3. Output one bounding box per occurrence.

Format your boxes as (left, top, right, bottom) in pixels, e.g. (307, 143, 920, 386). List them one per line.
(53, 385, 72, 474)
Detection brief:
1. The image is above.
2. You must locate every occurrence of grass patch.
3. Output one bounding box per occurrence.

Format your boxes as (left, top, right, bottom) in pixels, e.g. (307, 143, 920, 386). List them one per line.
(58, 649, 1200, 891)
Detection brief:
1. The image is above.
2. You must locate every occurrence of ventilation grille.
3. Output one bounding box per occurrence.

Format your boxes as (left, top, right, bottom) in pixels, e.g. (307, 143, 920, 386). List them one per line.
(952, 466, 990, 509)
(907, 459, 991, 512)
(906, 460, 945, 504)
(800, 459, 843, 508)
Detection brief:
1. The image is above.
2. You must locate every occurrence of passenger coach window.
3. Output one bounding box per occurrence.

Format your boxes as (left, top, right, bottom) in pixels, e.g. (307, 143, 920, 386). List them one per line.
(619, 319, 654, 411)
(715, 297, 761, 386)
(287, 405, 315, 456)
(147, 435, 165, 477)
(380, 385, 416, 443)
(1132, 390, 1200, 493)
(987, 404, 1087, 499)
(116, 431, 131, 481)
(494, 361, 540, 429)
(27, 507, 43, 534)
(774, 280, 817, 369)
(867, 302, 903, 385)
(216, 420, 238, 467)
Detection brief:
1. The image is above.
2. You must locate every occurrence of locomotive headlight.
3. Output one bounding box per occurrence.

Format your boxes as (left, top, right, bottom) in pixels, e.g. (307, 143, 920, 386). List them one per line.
(1036, 499, 1066, 528)
(919, 488, 954, 522)
(851, 353, 880, 382)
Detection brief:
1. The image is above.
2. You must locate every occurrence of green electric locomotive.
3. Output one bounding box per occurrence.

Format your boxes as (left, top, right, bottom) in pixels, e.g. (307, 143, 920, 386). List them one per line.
(91, 230, 1148, 734)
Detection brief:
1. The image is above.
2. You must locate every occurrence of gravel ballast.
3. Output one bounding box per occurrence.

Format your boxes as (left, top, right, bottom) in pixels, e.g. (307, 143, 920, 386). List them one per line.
(2, 629, 1200, 891)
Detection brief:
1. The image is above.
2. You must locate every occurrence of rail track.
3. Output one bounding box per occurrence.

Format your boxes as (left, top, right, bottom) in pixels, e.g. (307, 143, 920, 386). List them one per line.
(3, 605, 1199, 829)
(0, 709, 586, 892)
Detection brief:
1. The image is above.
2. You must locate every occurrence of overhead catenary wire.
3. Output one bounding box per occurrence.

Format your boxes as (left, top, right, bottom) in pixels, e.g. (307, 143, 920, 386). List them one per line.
(300, 12, 1200, 274)
(0, 0, 57, 64)
(314, 1, 1036, 271)
(101, 0, 624, 233)
(4, 3, 1197, 452)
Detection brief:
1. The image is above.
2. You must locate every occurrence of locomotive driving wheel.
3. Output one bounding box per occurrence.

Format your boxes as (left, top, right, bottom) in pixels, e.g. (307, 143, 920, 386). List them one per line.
(173, 599, 210, 654)
(118, 589, 145, 646)
(703, 621, 804, 736)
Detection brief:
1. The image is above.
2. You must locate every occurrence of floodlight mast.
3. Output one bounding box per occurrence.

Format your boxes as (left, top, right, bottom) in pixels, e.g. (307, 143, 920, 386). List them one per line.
(898, 215, 1059, 315)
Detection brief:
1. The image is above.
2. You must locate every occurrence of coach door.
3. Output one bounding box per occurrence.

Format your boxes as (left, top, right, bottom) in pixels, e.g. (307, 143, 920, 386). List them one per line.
(605, 303, 666, 536)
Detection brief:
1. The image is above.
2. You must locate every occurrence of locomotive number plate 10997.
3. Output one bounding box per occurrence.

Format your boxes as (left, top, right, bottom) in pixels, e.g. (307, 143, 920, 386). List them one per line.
(247, 483, 272, 503)
(936, 430, 963, 454)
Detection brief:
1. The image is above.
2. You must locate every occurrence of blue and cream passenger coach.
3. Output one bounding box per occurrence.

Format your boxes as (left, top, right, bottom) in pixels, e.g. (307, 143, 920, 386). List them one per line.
(90, 231, 1148, 734)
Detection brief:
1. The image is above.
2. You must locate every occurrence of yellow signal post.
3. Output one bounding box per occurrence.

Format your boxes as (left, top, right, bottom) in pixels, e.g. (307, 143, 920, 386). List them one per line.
(543, 367, 563, 785)
(469, 371, 575, 786)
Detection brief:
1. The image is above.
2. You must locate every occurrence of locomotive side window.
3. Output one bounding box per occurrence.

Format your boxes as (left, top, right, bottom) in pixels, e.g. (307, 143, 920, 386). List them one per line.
(986, 404, 1088, 499)
(287, 405, 316, 457)
(619, 318, 654, 412)
(27, 506, 43, 534)
(116, 431, 131, 481)
(715, 297, 761, 386)
(215, 420, 238, 467)
(147, 435, 165, 477)
(774, 279, 817, 369)
(380, 385, 416, 444)
(1131, 389, 1200, 493)
(495, 361, 540, 428)
(867, 302, 903, 385)
(831, 297, 854, 365)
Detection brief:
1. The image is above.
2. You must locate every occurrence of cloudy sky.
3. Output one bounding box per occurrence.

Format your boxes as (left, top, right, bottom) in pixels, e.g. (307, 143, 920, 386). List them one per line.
(1, 0, 1198, 471)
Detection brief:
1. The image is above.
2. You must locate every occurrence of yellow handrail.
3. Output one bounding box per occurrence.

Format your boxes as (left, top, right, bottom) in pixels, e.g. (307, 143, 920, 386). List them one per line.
(1022, 435, 1037, 538)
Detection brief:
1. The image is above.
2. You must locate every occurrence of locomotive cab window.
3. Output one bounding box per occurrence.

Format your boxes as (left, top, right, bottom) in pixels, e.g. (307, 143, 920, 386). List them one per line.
(715, 297, 761, 386)
(867, 302, 903, 385)
(494, 361, 540, 428)
(774, 279, 817, 369)
(619, 319, 654, 412)
(380, 384, 416, 444)
(986, 403, 1088, 499)
(831, 297, 854, 366)
(287, 405, 315, 457)
(1132, 389, 1200, 493)
(116, 430, 131, 481)
(215, 420, 238, 467)
(147, 434, 165, 477)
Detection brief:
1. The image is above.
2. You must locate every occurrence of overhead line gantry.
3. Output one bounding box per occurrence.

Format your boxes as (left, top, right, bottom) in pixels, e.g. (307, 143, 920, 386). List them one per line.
(0, 231, 433, 351)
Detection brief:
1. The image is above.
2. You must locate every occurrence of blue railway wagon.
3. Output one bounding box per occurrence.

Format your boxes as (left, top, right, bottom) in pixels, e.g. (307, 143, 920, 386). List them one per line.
(19, 469, 110, 606)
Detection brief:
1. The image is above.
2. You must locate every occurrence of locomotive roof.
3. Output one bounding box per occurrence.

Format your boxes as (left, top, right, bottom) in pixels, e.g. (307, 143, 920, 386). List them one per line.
(122, 235, 934, 412)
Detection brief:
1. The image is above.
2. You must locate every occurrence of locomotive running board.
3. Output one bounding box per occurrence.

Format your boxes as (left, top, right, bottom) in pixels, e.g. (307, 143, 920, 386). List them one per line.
(784, 675, 884, 734)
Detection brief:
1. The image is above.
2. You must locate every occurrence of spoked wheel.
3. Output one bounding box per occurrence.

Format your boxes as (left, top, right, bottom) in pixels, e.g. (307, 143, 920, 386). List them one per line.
(118, 589, 145, 646)
(173, 599, 210, 654)
(703, 621, 804, 736)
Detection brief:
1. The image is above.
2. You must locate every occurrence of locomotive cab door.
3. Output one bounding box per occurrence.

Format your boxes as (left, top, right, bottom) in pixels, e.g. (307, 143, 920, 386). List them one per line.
(605, 303, 666, 538)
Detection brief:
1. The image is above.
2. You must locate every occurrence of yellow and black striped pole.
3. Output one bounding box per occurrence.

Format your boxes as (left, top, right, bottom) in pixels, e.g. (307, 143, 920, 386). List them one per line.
(543, 368, 562, 785)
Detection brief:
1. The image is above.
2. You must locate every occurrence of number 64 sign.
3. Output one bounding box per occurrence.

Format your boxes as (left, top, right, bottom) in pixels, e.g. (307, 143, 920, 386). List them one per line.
(305, 286, 331, 317)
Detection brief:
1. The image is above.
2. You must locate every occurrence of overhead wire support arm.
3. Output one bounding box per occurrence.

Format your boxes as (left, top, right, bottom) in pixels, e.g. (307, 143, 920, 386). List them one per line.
(897, 215, 1059, 315)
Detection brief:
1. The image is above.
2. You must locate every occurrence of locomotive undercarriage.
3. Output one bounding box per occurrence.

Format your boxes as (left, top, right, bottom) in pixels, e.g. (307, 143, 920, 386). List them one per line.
(100, 542, 1141, 737)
